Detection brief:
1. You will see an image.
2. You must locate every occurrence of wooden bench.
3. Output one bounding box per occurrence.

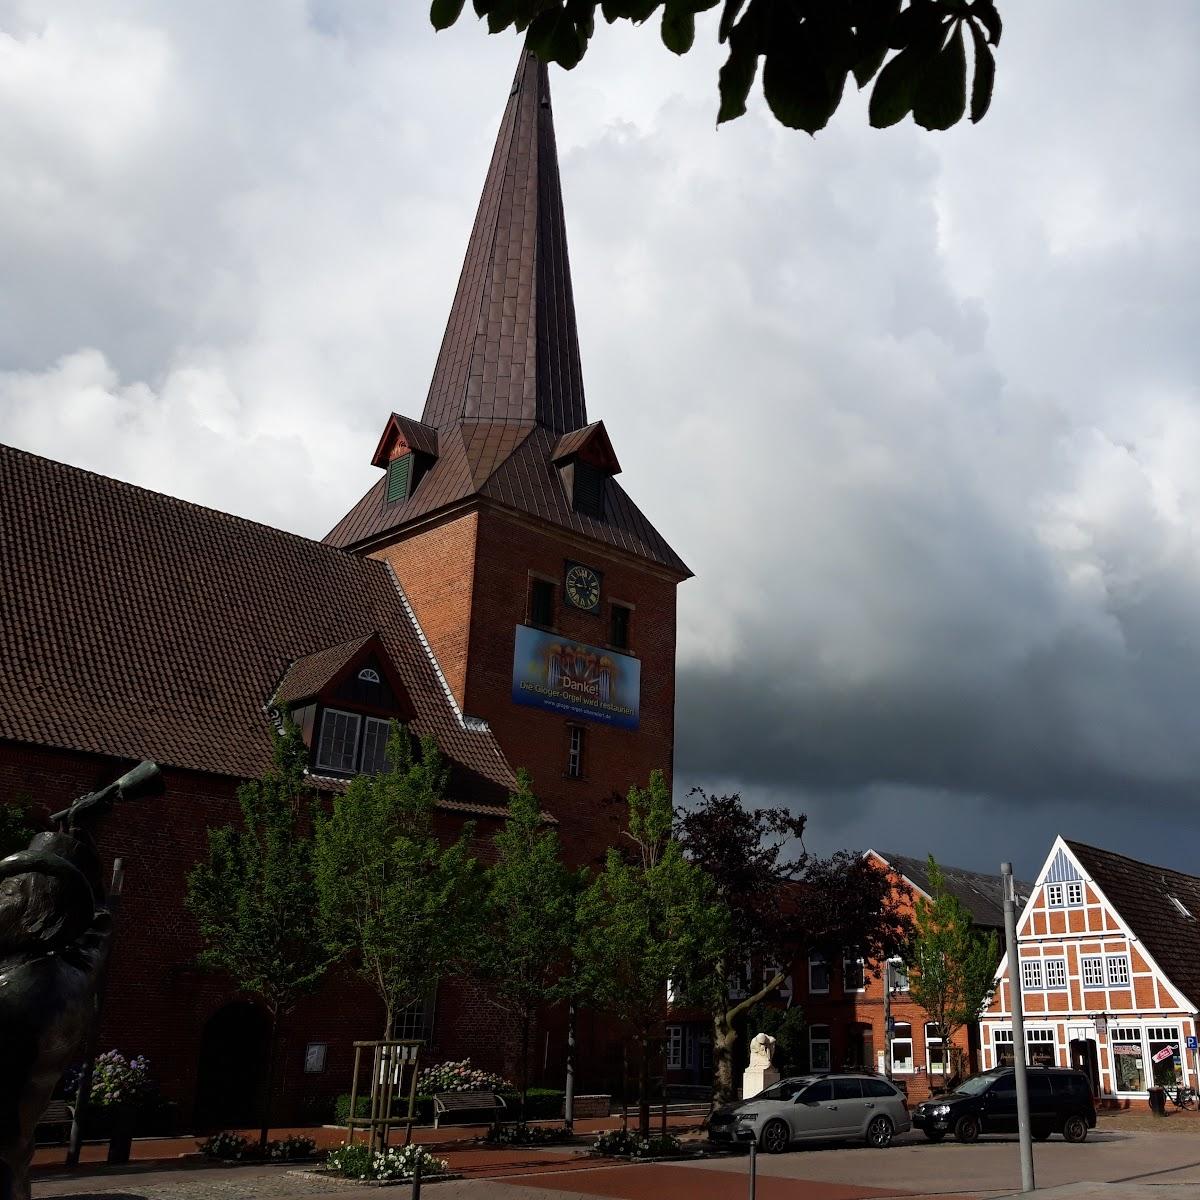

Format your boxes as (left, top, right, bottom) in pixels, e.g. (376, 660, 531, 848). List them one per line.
(34, 1100, 73, 1144)
(432, 1091, 506, 1129)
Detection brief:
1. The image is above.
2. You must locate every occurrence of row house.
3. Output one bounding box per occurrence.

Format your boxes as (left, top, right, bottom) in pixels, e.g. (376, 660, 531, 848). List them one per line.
(980, 838, 1200, 1105)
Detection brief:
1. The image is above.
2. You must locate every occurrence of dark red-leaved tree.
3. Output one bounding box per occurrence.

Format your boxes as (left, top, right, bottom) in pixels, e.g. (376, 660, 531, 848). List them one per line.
(676, 790, 912, 1104)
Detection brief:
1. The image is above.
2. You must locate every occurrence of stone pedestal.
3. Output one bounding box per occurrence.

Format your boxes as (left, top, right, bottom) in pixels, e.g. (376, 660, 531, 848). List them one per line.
(741, 1063, 780, 1099)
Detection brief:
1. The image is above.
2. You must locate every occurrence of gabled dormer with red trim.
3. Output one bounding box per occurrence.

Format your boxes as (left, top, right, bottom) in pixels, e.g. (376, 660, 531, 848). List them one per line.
(370, 413, 440, 505)
(272, 631, 415, 778)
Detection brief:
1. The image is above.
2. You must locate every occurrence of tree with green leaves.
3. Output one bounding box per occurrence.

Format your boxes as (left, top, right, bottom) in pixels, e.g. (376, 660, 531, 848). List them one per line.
(185, 722, 331, 1149)
(313, 726, 482, 1043)
(0, 798, 34, 858)
(432, 0, 1002, 134)
(472, 771, 580, 1120)
(574, 769, 726, 1135)
(906, 855, 1000, 1083)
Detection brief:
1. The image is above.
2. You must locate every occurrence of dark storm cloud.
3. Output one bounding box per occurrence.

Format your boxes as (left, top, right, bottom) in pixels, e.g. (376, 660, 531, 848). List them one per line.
(1, 2, 1198, 876)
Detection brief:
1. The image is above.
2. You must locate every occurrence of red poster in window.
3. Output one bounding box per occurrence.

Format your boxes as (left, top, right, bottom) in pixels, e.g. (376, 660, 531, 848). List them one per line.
(1153, 1045, 1175, 1063)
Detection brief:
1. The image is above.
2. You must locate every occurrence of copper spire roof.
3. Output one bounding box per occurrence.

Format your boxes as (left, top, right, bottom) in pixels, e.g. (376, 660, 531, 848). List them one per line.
(421, 47, 586, 433)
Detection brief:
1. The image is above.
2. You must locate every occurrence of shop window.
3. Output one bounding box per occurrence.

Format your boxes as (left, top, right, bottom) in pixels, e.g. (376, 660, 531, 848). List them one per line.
(1106, 955, 1131, 987)
(809, 1025, 831, 1072)
(925, 1024, 946, 1075)
(993, 1028, 1015, 1068)
(1026, 1028, 1057, 1067)
(528, 577, 555, 628)
(666, 1025, 683, 1070)
(843, 951, 865, 992)
(1111, 1026, 1146, 1092)
(1020, 959, 1043, 991)
(609, 603, 631, 650)
(1081, 956, 1104, 988)
(316, 708, 360, 773)
(808, 952, 829, 994)
(1147, 1026, 1183, 1086)
(1045, 958, 1067, 990)
(566, 725, 585, 779)
(891, 1022, 914, 1073)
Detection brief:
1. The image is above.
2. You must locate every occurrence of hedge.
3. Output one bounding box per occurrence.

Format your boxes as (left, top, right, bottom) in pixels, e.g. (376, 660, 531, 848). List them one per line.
(334, 1088, 565, 1125)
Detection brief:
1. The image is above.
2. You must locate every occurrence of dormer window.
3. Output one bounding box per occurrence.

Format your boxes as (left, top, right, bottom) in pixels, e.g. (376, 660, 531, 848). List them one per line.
(358, 668, 381, 684)
(571, 461, 606, 519)
(387, 454, 413, 502)
(315, 710, 393, 776)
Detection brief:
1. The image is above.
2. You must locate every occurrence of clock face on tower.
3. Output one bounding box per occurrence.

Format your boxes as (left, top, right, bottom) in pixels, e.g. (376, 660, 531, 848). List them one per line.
(564, 561, 602, 614)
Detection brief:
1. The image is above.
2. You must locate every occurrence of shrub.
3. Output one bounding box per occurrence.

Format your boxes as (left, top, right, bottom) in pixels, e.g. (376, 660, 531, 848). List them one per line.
(200, 1131, 252, 1160)
(334, 1093, 435, 1125)
(592, 1130, 684, 1159)
(65, 1052, 156, 1112)
(267, 1135, 316, 1160)
(325, 1142, 449, 1181)
(484, 1122, 571, 1146)
(500, 1088, 564, 1120)
(417, 1059, 511, 1094)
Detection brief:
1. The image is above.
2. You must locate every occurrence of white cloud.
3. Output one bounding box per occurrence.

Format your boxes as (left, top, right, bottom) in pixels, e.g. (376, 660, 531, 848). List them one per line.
(0, 1, 1198, 872)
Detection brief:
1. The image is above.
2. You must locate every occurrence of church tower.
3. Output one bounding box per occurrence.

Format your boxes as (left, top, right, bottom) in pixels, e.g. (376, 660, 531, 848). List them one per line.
(325, 49, 690, 864)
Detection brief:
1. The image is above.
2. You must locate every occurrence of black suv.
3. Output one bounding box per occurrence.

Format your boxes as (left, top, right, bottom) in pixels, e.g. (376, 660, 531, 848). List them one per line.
(911, 1067, 1096, 1144)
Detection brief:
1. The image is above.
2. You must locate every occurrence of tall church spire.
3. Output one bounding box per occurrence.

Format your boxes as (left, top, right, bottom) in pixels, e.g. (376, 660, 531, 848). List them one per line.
(421, 48, 587, 434)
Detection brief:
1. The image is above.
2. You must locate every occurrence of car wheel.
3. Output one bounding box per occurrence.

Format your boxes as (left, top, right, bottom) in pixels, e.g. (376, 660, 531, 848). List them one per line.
(923, 1130, 946, 1143)
(865, 1115, 894, 1148)
(953, 1114, 981, 1144)
(1062, 1115, 1088, 1143)
(760, 1119, 790, 1155)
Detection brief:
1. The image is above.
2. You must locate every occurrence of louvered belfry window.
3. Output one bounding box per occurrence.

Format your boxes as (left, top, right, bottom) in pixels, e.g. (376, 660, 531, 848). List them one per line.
(386, 453, 413, 502)
(572, 461, 605, 518)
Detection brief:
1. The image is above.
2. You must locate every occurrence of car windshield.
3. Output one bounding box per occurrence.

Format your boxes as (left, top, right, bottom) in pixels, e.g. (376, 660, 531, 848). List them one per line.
(754, 1079, 810, 1102)
(954, 1072, 1004, 1096)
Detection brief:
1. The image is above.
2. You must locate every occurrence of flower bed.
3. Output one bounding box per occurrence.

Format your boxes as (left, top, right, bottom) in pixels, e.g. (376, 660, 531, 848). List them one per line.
(482, 1122, 572, 1146)
(200, 1132, 315, 1162)
(323, 1142, 450, 1182)
(592, 1130, 686, 1159)
(416, 1059, 511, 1094)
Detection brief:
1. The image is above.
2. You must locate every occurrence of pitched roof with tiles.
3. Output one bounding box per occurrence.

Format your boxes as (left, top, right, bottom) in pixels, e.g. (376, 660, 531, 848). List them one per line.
(322, 50, 689, 579)
(0, 444, 516, 809)
(872, 850, 1033, 930)
(1065, 840, 1200, 1009)
(272, 633, 378, 707)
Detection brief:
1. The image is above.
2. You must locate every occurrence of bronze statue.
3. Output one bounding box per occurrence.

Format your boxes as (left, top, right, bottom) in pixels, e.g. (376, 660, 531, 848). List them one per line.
(0, 762, 161, 1200)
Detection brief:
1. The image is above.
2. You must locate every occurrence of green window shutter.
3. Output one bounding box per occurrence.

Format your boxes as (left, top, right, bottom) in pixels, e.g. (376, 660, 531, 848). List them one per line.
(386, 455, 413, 502)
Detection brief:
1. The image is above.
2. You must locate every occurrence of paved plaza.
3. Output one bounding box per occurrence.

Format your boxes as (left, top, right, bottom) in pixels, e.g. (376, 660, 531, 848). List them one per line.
(31, 1127, 1200, 1200)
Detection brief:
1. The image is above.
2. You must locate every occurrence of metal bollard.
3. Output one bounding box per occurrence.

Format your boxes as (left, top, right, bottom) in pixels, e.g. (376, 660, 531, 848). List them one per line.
(411, 1148, 422, 1200)
(736, 1123, 757, 1200)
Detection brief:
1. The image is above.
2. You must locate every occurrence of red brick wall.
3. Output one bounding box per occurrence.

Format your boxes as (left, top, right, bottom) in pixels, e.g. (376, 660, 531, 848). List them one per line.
(372, 512, 478, 709)
(464, 506, 679, 868)
(0, 742, 543, 1128)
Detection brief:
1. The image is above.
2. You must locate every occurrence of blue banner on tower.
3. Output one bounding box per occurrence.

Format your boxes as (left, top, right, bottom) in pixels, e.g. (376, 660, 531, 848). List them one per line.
(511, 625, 640, 729)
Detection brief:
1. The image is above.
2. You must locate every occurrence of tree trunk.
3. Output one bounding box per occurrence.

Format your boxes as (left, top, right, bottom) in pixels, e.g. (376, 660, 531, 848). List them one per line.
(520, 1010, 531, 1125)
(638, 1035, 652, 1137)
(712, 1009, 738, 1107)
(259, 1009, 279, 1152)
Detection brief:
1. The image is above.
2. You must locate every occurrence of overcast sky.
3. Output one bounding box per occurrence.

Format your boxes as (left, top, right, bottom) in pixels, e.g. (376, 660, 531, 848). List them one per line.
(2, 2, 1197, 878)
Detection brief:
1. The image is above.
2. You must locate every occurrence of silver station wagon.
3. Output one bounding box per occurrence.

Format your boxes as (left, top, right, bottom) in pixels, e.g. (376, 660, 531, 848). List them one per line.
(709, 1073, 912, 1152)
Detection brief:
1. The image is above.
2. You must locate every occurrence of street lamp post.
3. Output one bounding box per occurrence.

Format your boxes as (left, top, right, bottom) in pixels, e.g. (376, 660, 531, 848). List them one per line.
(1002, 862, 1035, 1194)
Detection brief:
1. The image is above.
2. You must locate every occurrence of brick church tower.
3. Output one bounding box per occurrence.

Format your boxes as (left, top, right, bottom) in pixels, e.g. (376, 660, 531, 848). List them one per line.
(325, 50, 690, 865)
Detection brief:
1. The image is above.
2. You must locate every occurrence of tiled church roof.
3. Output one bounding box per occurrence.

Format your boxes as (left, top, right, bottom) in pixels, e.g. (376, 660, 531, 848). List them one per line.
(0, 444, 516, 808)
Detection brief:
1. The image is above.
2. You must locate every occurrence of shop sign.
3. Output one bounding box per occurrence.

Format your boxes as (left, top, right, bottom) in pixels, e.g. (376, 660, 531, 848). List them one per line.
(511, 624, 640, 729)
(1153, 1045, 1176, 1063)
(1113, 1045, 1141, 1056)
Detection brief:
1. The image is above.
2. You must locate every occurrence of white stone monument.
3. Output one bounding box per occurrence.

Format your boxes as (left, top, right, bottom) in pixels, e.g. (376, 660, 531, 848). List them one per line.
(742, 1032, 780, 1098)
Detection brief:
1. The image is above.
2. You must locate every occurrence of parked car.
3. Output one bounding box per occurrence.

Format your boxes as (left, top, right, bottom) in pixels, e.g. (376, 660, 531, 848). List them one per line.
(911, 1066, 1096, 1144)
(708, 1073, 911, 1152)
